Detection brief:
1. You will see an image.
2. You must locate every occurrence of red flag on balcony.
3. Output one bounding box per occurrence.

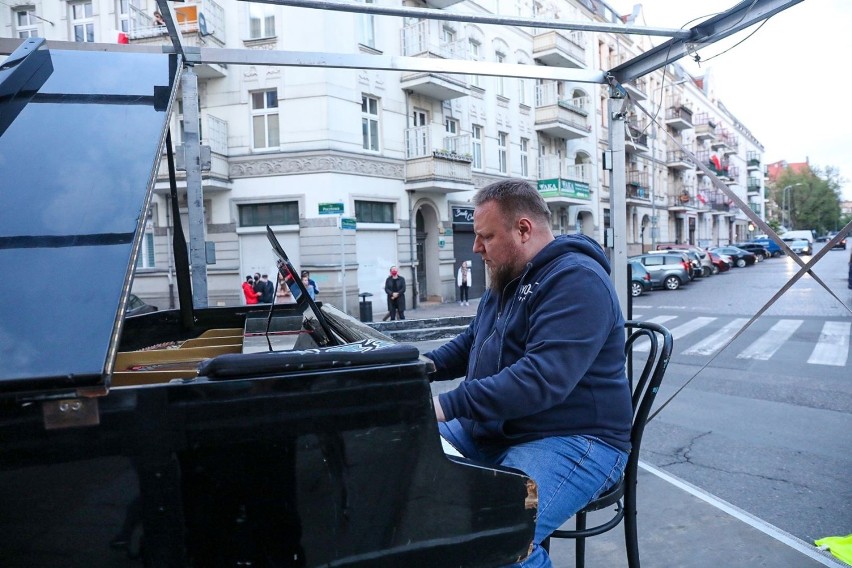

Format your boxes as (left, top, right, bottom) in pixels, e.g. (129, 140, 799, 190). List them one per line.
(117, 30, 129, 44)
(710, 154, 722, 170)
(697, 191, 707, 204)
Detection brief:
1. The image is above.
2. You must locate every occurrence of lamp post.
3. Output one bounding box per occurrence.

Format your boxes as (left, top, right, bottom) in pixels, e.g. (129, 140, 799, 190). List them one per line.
(782, 182, 804, 229)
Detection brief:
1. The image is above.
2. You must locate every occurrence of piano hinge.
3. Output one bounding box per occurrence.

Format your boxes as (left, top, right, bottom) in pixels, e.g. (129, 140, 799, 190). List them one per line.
(42, 397, 100, 430)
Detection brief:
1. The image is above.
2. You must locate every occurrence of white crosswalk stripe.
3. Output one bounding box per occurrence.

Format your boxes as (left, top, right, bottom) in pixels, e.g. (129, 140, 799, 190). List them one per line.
(807, 321, 851, 366)
(634, 317, 716, 352)
(736, 319, 803, 361)
(682, 318, 749, 356)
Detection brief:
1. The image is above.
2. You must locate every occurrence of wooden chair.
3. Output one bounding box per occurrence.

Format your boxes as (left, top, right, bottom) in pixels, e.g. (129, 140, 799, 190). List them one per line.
(543, 320, 673, 568)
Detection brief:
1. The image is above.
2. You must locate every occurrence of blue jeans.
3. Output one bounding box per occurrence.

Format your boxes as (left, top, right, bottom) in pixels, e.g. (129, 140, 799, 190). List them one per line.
(439, 420, 627, 568)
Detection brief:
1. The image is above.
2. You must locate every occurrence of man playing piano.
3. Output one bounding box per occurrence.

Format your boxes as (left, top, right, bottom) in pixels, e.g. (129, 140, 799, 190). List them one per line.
(425, 179, 632, 567)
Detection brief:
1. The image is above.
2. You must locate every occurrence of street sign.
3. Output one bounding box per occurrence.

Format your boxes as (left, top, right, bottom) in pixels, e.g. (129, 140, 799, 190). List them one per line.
(341, 217, 357, 230)
(319, 202, 344, 215)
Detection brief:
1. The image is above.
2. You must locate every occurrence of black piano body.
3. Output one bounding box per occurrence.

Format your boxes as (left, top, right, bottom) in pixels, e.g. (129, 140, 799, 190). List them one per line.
(0, 41, 535, 566)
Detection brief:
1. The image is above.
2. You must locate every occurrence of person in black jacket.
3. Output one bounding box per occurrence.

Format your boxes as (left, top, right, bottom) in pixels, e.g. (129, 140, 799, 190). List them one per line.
(384, 266, 406, 320)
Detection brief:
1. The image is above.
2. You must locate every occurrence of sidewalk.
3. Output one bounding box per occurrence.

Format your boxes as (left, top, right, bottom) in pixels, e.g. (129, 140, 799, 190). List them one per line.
(391, 299, 845, 567)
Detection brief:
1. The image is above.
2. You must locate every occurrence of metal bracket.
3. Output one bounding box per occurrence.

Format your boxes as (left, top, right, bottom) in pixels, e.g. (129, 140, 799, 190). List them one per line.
(42, 397, 100, 430)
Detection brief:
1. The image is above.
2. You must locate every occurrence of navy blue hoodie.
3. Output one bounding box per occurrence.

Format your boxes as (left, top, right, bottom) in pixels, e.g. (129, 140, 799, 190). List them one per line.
(427, 234, 632, 452)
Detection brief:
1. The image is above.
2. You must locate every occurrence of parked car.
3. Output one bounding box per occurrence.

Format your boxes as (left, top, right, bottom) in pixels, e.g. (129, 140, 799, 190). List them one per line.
(750, 237, 783, 257)
(787, 239, 812, 256)
(735, 242, 772, 261)
(125, 294, 158, 317)
(707, 251, 731, 274)
(688, 248, 714, 277)
(648, 250, 697, 280)
(629, 253, 692, 290)
(629, 260, 652, 297)
(711, 246, 757, 268)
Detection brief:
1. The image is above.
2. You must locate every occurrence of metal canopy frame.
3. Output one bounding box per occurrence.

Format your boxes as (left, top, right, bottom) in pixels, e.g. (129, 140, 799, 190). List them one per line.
(0, 0, 813, 314)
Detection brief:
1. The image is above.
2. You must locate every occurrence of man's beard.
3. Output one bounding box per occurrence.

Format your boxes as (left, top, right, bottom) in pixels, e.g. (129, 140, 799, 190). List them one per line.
(487, 244, 524, 294)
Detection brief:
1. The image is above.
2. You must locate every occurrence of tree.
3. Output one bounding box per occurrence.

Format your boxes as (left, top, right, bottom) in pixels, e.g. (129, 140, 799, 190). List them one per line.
(773, 166, 844, 233)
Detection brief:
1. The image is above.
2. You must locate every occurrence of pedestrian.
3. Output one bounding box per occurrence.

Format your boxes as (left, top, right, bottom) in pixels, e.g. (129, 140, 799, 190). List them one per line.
(423, 179, 632, 567)
(242, 275, 259, 305)
(153, 10, 165, 26)
(301, 270, 319, 296)
(456, 260, 471, 306)
(302, 275, 316, 300)
(384, 266, 406, 320)
(258, 274, 275, 303)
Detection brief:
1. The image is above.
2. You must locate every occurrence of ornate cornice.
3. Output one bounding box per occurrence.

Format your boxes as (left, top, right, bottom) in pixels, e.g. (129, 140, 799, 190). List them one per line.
(229, 151, 404, 180)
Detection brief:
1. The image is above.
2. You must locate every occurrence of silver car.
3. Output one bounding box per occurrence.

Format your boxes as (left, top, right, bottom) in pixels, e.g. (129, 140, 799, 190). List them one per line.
(630, 253, 692, 291)
(787, 239, 811, 255)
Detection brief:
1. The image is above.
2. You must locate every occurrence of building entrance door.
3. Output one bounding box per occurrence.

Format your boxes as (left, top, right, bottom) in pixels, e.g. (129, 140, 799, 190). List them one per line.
(416, 210, 427, 302)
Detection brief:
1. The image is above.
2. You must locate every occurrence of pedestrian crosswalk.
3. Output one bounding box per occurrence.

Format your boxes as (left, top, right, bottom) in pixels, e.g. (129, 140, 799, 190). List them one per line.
(630, 314, 852, 367)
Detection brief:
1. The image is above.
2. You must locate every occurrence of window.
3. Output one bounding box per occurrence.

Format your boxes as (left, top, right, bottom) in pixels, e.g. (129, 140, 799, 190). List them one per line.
(239, 202, 299, 227)
(445, 118, 458, 136)
(117, 0, 129, 33)
(361, 95, 380, 152)
(520, 138, 529, 178)
(251, 89, 279, 150)
(249, 3, 275, 39)
(496, 53, 506, 96)
(15, 8, 39, 38)
(71, 2, 95, 43)
(469, 40, 481, 87)
(136, 232, 155, 268)
(355, 200, 395, 223)
(471, 125, 483, 170)
(518, 77, 528, 105)
(358, 0, 375, 48)
(498, 132, 508, 174)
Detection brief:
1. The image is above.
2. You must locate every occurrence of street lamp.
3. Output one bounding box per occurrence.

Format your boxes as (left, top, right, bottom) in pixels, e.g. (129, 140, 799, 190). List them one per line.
(782, 182, 804, 229)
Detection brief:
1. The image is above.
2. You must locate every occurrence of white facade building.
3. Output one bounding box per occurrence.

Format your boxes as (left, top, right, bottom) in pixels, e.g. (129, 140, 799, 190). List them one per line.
(1, 0, 764, 315)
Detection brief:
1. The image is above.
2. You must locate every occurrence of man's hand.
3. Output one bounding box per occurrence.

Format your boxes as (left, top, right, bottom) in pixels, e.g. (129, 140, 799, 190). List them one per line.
(432, 395, 446, 422)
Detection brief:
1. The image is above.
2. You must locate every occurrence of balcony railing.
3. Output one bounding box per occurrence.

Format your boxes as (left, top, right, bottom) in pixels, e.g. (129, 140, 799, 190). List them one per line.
(128, 0, 225, 44)
(404, 128, 473, 192)
(747, 178, 761, 192)
(538, 155, 591, 183)
(747, 151, 761, 170)
(534, 85, 591, 139)
(664, 104, 694, 130)
(532, 30, 587, 68)
(399, 22, 469, 100)
(694, 113, 717, 140)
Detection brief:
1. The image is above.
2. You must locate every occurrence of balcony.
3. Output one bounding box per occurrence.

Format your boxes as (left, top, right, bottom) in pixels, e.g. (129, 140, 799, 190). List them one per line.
(425, 0, 463, 7)
(694, 113, 717, 141)
(666, 150, 693, 171)
(400, 22, 470, 100)
(532, 30, 587, 68)
(625, 170, 650, 202)
(154, 114, 231, 193)
(537, 156, 592, 201)
(128, 0, 227, 79)
(664, 100, 693, 130)
(747, 151, 761, 172)
(725, 165, 739, 184)
(622, 77, 648, 101)
(534, 85, 591, 140)
(624, 121, 649, 154)
(404, 127, 473, 193)
(722, 132, 739, 155)
(747, 177, 761, 194)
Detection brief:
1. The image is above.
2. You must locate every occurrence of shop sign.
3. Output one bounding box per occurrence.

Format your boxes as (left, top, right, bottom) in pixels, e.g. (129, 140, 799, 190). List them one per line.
(537, 179, 591, 200)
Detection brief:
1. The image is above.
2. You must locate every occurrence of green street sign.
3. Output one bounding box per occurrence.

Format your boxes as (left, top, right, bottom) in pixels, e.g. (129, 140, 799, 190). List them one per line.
(319, 202, 344, 215)
(340, 217, 357, 230)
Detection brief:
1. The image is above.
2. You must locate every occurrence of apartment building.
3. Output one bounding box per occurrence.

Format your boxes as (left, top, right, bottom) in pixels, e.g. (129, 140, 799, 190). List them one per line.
(2, 0, 764, 314)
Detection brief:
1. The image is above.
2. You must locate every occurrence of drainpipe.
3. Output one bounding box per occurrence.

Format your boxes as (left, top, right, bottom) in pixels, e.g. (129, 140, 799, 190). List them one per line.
(407, 189, 418, 310)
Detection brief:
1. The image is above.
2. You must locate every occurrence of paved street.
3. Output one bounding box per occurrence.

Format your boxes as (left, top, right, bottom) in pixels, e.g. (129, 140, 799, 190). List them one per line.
(414, 244, 852, 552)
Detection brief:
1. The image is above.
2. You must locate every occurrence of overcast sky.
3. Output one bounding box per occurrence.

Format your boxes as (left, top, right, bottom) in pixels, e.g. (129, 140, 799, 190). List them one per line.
(608, 0, 852, 200)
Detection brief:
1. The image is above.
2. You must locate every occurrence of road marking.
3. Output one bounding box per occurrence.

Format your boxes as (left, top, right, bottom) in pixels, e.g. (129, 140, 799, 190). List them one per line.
(737, 319, 803, 360)
(682, 318, 749, 356)
(646, 315, 677, 325)
(639, 462, 842, 567)
(634, 316, 716, 352)
(807, 321, 851, 366)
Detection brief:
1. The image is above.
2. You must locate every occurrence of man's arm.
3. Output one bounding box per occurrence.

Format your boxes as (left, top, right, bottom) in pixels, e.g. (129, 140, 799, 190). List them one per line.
(438, 265, 621, 423)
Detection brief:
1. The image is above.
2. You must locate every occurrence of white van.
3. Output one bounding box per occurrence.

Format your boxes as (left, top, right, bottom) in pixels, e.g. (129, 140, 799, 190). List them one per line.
(781, 230, 815, 244)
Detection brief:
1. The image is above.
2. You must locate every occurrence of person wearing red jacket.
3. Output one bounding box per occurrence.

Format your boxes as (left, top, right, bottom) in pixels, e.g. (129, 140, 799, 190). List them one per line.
(242, 275, 259, 304)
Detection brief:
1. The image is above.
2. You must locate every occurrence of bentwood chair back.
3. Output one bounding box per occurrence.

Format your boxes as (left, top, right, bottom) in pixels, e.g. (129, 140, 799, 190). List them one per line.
(543, 320, 673, 568)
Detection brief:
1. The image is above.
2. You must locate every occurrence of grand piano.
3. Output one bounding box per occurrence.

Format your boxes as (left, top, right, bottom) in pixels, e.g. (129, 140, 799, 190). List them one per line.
(0, 41, 536, 566)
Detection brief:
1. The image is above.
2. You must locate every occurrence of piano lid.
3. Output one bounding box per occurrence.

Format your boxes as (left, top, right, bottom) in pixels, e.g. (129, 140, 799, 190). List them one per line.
(0, 42, 178, 392)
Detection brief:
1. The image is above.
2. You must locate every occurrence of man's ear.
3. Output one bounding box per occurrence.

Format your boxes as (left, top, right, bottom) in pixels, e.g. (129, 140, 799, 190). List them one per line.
(517, 217, 533, 242)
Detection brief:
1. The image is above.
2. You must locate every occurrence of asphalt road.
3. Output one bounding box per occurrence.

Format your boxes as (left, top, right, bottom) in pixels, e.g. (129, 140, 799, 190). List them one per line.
(418, 244, 852, 544)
